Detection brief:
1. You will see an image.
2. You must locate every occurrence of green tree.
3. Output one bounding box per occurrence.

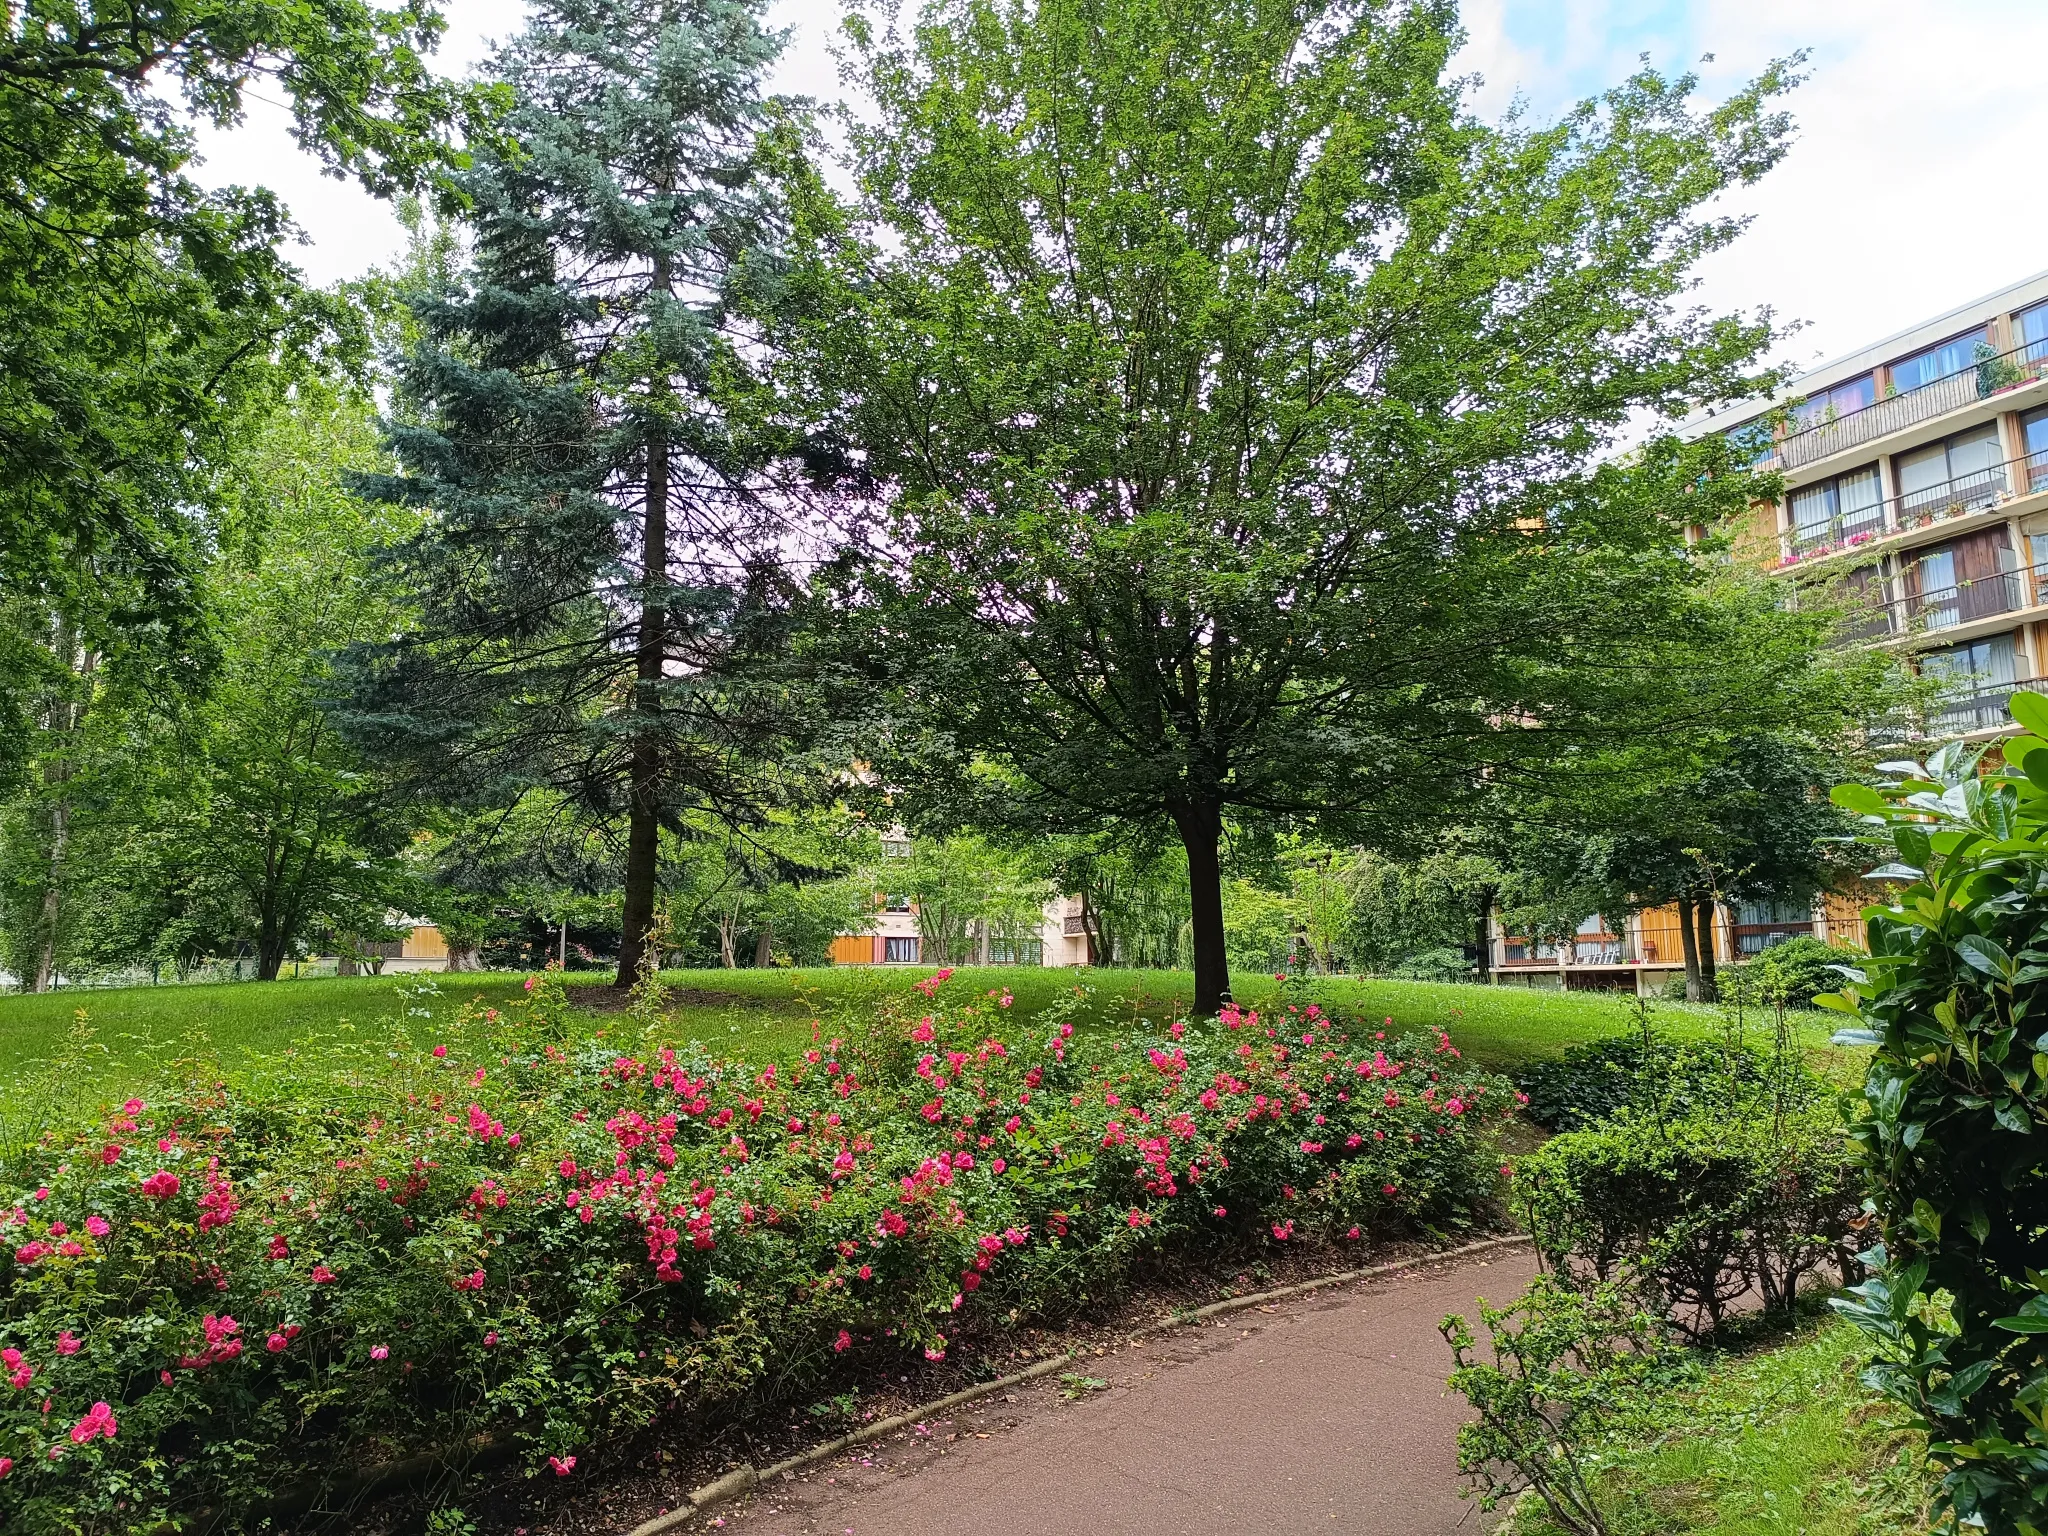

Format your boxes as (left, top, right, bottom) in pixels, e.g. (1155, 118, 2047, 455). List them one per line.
(0, 0, 491, 691)
(757, 0, 1803, 1013)
(1, 387, 419, 984)
(898, 835, 1051, 966)
(345, 0, 815, 989)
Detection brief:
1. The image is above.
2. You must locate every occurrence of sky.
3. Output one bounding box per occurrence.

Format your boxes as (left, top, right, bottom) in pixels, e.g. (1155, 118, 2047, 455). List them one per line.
(189, 0, 2048, 377)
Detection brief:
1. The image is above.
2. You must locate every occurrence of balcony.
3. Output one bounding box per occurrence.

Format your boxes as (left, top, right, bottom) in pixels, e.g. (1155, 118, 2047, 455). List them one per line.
(1883, 567, 2026, 638)
(1776, 340, 2048, 471)
(1895, 460, 2013, 533)
(1930, 684, 2021, 736)
(1789, 506, 1885, 557)
(1776, 451, 2048, 571)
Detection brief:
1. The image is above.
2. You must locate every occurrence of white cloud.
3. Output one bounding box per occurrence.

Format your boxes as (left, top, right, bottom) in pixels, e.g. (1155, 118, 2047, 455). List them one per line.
(184, 0, 2048, 372)
(1457, 0, 2048, 371)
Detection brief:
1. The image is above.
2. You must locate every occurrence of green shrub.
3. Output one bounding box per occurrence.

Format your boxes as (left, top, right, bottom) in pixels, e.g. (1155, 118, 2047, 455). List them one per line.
(1390, 946, 1472, 983)
(1513, 1034, 1764, 1132)
(1523, 1056, 1859, 1335)
(1739, 936, 1864, 1008)
(0, 974, 1512, 1532)
(1824, 704, 2048, 1536)
(1442, 1275, 1675, 1536)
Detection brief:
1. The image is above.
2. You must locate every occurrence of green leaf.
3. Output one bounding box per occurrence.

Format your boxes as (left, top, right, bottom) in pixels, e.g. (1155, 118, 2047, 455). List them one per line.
(1896, 825, 1934, 866)
(2009, 690, 2048, 738)
(1959, 935, 2015, 980)
(1834, 783, 1892, 816)
(1992, 1316, 2048, 1333)
(1995, 1099, 2035, 1135)
(1913, 1199, 1944, 1241)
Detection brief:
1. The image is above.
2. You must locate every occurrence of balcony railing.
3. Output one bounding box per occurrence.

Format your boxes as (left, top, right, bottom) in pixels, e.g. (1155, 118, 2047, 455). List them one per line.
(1884, 568, 2026, 637)
(1777, 339, 2048, 470)
(1789, 507, 1885, 556)
(1930, 683, 2021, 735)
(1778, 451, 2048, 569)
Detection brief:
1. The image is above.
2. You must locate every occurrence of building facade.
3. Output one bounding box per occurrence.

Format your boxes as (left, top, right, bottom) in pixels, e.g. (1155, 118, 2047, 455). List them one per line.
(827, 891, 1095, 968)
(1705, 268, 2048, 738)
(1491, 273, 2048, 987)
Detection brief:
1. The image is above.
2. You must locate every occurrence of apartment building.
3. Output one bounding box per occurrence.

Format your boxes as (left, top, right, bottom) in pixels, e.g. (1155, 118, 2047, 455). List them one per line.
(1704, 267, 2048, 738)
(1493, 274, 2048, 989)
(826, 891, 1095, 967)
(825, 833, 1097, 967)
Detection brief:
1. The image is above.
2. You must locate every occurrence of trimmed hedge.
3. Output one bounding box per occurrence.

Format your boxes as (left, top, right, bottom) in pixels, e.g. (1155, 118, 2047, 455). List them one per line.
(0, 973, 1513, 1531)
(1514, 1034, 1764, 1133)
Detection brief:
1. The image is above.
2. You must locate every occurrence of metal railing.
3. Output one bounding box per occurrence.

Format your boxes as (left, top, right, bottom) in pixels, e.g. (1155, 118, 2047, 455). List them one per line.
(1894, 460, 2013, 530)
(1884, 568, 2027, 636)
(1789, 506, 1885, 556)
(1779, 451, 2048, 568)
(1777, 339, 2048, 470)
(1930, 684, 2021, 735)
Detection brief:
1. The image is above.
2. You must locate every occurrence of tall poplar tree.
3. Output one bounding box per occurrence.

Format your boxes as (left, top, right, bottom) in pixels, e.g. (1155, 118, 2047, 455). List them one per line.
(756, 0, 1808, 1013)
(347, 0, 808, 986)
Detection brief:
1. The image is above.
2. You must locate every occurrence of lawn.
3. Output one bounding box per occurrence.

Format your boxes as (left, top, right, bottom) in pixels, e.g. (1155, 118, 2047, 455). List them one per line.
(0, 963, 1842, 1129)
(1509, 1316, 1930, 1536)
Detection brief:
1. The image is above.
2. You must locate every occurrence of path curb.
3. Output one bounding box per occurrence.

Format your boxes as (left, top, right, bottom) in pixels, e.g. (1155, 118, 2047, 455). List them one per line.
(623, 1232, 1533, 1535)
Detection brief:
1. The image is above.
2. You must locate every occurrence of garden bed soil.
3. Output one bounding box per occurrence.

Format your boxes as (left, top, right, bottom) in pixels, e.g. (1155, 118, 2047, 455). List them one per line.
(317, 1228, 1522, 1536)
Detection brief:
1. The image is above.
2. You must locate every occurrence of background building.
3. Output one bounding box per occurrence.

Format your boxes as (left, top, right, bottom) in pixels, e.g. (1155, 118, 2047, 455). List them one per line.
(1490, 273, 2048, 988)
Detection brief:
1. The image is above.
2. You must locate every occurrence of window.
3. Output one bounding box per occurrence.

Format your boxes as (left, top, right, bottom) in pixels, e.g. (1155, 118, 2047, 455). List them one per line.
(1895, 423, 2005, 524)
(1737, 897, 1811, 926)
(987, 939, 1043, 966)
(1889, 327, 1992, 394)
(1923, 633, 2019, 731)
(883, 936, 920, 963)
(1790, 373, 1876, 431)
(880, 839, 912, 859)
(2019, 301, 2048, 364)
(2024, 407, 2048, 493)
(1733, 896, 1814, 955)
(881, 892, 911, 912)
(1906, 528, 2015, 631)
(1787, 464, 1883, 550)
(1724, 417, 1775, 467)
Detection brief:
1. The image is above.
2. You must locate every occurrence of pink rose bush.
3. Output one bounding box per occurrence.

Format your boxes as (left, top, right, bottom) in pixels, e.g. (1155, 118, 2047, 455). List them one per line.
(0, 973, 1511, 1531)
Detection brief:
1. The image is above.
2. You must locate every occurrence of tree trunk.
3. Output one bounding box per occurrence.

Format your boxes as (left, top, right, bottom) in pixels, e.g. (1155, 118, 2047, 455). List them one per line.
(31, 794, 66, 992)
(1677, 896, 1704, 1003)
(1693, 897, 1719, 1002)
(718, 908, 738, 968)
(30, 620, 89, 993)
(1171, 794, 1230, 1016)
(616, 265, 672, 989)
(1473, 884, 1497, 986)
(753, 924, 773, 968)
(447, 942, 481, 973)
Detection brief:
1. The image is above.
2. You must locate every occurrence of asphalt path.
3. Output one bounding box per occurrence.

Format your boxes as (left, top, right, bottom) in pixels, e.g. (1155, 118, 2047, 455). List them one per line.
(688, 1244, 1543, 1536)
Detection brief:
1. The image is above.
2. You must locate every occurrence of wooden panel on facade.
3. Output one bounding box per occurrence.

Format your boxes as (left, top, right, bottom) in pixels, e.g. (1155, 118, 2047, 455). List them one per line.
(402, 925, 448, 960)
(1635, 904, 1685, 966)
(1821, 889, 1872, 952)
(828, 934, 879, 966)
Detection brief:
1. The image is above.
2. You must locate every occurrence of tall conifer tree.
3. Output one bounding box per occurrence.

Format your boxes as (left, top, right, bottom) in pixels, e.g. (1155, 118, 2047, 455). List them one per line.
(347, 0, 802, 986)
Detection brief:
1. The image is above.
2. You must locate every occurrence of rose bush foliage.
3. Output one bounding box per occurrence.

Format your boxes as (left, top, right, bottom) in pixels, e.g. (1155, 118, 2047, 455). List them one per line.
(0, 973, 1513, 1531)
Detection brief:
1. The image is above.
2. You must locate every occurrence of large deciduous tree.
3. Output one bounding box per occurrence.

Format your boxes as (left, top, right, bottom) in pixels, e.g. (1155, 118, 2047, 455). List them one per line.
(753, 0, 1804, 1012)
(344, 0, 817, 988)
(0, 0, 490, 692)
